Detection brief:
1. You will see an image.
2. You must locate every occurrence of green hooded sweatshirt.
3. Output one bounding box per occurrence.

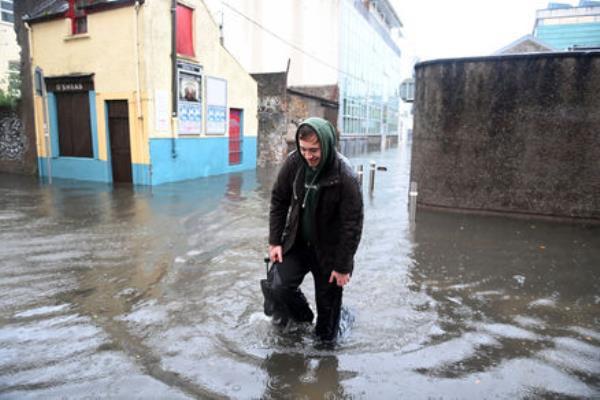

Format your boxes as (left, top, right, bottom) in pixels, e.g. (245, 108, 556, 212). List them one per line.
(295, 117, 337, 245)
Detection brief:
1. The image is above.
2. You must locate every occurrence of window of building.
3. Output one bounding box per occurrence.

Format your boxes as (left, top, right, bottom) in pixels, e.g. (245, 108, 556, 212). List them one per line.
(7, 61, 20, 98)
(1, 0, 13, 23)
(177, 4, 195, 57)
(67, 0, 87, 34)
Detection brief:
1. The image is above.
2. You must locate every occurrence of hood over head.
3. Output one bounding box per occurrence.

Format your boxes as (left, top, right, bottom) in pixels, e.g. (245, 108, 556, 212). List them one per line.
(294, 117, 337, 245)
(295, 117, 337, 175)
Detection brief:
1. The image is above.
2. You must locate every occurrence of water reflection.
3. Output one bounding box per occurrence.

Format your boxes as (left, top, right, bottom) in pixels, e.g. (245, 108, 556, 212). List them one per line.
(1, 143, 599, 399)
(410, 209, 600, 391)
(262, 353, 349, 399)
(225, 173, 245, 202)
(144, 169, 259, 217)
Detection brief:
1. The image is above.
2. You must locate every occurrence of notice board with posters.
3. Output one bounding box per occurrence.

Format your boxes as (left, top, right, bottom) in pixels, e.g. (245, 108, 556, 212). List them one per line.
(177, 61, 203, 135)
(205, 76, 227, 135)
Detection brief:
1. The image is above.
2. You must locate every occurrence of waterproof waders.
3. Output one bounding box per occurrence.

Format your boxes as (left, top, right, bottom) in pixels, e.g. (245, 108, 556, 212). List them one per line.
(269, 244, 343, 342)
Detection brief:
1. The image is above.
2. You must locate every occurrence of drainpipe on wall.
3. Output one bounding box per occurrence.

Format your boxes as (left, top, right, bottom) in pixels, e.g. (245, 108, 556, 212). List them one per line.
(170, 0, 178, 159)
(25, 22, 52, 184)
(133, 0, 146, 182)
(133, 1, 142, 118)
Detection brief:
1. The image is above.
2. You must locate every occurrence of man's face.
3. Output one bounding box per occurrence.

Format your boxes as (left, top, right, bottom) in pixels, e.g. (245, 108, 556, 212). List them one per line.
(299, 134, 321, 168)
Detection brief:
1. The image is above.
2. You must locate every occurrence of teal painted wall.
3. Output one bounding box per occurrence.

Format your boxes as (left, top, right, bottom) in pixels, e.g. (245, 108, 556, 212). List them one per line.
(41, 91, 112, 183)
(41, 93, 257, 185)
(38, 157, 111, 182)
(132, 164, 151, 185)
(149, 136, 257, 185)
(536, 23, 600, 49)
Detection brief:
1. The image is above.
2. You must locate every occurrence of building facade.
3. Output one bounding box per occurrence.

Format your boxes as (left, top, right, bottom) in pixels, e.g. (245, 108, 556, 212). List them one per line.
(0, 0, 19, 93)
(534, 1, 600, 50)
(339, 0, 403, 141)
(206, 0, 406, 145)
(494, 34, 555, 55)
(24, 0, 257, 186)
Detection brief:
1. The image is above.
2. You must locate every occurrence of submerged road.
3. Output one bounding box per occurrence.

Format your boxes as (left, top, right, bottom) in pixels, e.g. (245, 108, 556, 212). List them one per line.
(0, 144, 598, 399)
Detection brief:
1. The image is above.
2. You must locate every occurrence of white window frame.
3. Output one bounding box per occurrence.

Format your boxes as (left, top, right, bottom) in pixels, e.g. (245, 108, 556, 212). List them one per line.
(1, 0, 14, 24)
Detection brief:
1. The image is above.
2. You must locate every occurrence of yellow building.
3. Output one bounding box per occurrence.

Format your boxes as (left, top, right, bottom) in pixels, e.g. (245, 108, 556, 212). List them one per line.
(25, 0, 257, 185)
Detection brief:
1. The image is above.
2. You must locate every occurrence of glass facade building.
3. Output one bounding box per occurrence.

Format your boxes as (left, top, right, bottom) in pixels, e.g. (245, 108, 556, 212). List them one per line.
(534, 2, 600, 50)
(339, 0, 402, 137)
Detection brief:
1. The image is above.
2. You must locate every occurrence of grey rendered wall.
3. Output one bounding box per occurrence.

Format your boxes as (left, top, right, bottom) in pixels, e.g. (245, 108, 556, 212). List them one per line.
(252, 72, 289, 167)
(411, 52, 600, 221)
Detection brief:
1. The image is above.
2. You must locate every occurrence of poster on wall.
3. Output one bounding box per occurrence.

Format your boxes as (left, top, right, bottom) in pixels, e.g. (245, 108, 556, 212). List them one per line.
(155, 90, 169, 132)
(206, 76, 227, 135)
(177, 61, 203, 135)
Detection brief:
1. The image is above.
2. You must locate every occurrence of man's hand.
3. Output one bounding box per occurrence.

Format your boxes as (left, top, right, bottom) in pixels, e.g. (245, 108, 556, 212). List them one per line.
(329, 271, 350, 287)
(269, 245, 283, 263)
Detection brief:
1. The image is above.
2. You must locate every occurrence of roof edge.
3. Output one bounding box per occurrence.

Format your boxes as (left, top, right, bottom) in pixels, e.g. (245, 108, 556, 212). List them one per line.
(415, 50, 600, 69)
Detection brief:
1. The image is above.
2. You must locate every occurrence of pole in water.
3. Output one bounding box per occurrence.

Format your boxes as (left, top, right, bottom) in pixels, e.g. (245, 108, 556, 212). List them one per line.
(356, 164, 364, 190)
(409, 181, 418, 223)
(369, 161, 376, 195)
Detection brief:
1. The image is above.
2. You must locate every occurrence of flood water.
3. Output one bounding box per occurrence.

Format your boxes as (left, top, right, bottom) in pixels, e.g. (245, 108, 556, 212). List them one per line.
(0, 143, 598, 399)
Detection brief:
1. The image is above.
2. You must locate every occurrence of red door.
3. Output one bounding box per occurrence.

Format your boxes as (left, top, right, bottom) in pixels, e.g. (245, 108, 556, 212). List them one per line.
(228, 109, 242, 165)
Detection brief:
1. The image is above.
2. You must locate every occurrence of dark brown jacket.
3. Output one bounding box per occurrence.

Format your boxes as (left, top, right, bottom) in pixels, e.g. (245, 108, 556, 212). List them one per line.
(269, 151, 363, 274)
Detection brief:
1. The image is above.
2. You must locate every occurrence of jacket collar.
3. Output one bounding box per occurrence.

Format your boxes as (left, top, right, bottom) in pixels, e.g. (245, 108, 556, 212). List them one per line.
(293, 152, 341, 201)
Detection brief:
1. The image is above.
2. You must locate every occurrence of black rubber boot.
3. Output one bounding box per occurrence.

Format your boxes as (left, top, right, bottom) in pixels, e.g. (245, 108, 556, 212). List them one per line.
(272, 287, 314, 324)
(314, 282, 343, 342)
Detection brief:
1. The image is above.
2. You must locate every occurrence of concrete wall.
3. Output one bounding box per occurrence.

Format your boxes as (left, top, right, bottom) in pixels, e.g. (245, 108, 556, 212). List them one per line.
(206, 0, 340, 87)
(287, 85, 339, 150)
(252, 72, 288, 167)
(411, 52, 600, 222)
(288, 86, 338, 122)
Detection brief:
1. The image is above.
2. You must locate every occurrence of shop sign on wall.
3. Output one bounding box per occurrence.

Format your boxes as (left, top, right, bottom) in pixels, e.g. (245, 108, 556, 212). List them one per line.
(45, 74, 94, 93)
(206, 76, 227, 135)
(177, 61, 203, 135)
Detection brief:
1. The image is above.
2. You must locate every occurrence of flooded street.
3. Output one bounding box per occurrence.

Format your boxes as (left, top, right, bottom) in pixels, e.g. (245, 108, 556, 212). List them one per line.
(1, 144, 598, 399)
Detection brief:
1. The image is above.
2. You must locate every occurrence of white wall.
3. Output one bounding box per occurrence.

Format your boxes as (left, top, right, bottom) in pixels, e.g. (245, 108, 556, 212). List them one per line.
(205, 0, 340, 86)
(0, 21, 19, 92)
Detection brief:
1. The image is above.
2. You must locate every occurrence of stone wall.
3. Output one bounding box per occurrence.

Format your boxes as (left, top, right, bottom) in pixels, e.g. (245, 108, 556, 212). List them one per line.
(252, 72, 288, 167)
(411, 52, 600, 222)
(287, 85, 338, 153)
(0, 107, 27, 164)
(1, 0, 39, 175)
(252, 72, 341, 164)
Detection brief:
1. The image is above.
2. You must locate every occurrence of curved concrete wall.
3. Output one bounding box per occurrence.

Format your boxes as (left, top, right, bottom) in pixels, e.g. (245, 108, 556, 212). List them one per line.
(411, 52, 600, 222)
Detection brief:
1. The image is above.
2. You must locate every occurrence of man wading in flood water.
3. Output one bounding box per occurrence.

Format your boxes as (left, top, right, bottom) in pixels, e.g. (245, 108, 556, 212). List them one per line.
(268, 117, 363, 342)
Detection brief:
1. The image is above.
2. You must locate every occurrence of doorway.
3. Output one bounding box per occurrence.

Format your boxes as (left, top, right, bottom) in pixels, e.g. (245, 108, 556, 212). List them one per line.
(107, 100, 132, 183)
(228, 108, 243, 165)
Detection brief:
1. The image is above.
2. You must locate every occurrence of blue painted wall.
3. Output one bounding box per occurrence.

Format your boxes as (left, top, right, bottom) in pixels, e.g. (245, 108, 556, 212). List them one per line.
(149, 136, 257, 185)
(536, 23, 600, 49)
(40, 91, 112, 183)
(40, 92, 257, 185)
(38, 156, 111, 182)
(132, 164, 152, 185)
